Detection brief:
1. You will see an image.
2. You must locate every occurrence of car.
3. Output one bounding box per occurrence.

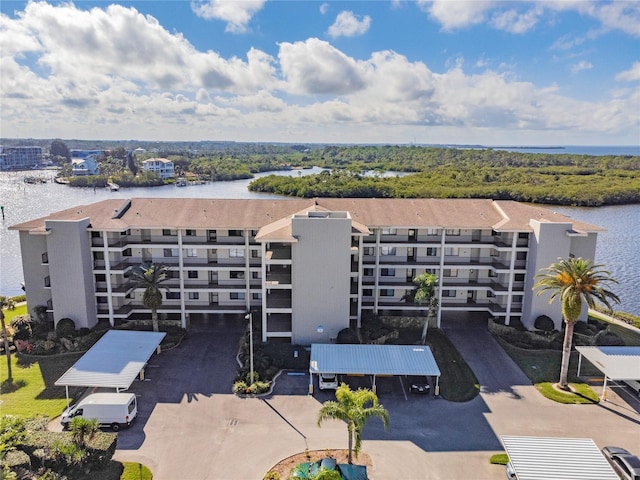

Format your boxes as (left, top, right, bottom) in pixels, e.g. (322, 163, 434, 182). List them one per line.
(408, 377, 431, 394)
(319, 373, 338, 390)
(622, 379, 640, 397)
(602, 446, 640, 480)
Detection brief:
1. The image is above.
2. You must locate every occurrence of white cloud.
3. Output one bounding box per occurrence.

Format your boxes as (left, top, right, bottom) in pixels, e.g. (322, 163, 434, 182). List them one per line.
(327, 11, 371, 38)
(418, 0, 497, 31)
(616, 62, 640, 82)
(190, 0, 265, 33)
(320, 3, 330, 15)
(490, 6, 542, 34)
(278, 38, 366, 95)
(570, 60, 593, 74)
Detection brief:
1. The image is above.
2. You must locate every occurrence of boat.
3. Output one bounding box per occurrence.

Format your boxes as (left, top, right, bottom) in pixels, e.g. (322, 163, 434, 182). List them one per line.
(23, 176, 47, 184)
(175, 178, 188, 187)
(107, 182, 120, 191)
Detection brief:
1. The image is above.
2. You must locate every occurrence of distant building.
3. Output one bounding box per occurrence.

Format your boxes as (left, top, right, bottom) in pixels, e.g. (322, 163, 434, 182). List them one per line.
(71, 157, 100, 176)
(133, 147, 146, 156)
(70, 149, 103, 159)
(11, 198, 602, 343)
(0, 146, 43, 170)
(142, 158, 174, 179)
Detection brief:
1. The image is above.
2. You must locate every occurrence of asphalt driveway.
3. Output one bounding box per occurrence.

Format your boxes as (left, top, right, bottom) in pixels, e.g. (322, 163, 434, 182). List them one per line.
(113, 314, 640, 480)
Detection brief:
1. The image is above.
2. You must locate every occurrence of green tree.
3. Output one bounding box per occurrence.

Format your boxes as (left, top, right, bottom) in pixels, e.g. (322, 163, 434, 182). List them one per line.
(534, 258, 620, 390)
(0, 296, 17, 384)
(317, 383, 389, 464)
(413, 272, 438, 344)
(68, 417, 99, 447)
(130, 263, 170, 332)
(50, 139, 70, 161)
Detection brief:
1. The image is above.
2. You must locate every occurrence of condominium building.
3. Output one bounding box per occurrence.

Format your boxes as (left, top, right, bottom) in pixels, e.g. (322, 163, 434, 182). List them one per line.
(11, 198, 602, 345)
(0, 145, 43, 170)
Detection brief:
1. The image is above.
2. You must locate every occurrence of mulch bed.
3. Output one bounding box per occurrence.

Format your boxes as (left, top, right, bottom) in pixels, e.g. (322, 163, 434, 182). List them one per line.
(265, 449, 372, 479)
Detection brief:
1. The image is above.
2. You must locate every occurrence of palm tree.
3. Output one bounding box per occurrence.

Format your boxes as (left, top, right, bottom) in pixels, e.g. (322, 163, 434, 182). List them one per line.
(534, 257, 619, 390)
(317, 383, 389, 464)
(0, 295, 17, 384)
(413, 273, 438, 344)
(69, 417, 100, 447)
(130, 263, 170, 332)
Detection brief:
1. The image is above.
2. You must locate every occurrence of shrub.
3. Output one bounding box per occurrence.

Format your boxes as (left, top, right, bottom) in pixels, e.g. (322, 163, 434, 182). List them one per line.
(336, 328, 360, 344)
(55, 318, 76, 338)
(233, 381, 248, 394)
(595, 331, 625, 346)
(534, 315, 555, 332)
(2, 449, 30, 470)
(264, 470, 280, 480)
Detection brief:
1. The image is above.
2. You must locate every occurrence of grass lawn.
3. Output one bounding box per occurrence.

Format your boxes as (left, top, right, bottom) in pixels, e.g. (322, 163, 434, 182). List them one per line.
(0, 352, 84, 417)
(495, 336, 601, 404)
(427, 328, 480, 402)
(2, 303, 28, 322)
(589, 313, 640, 346)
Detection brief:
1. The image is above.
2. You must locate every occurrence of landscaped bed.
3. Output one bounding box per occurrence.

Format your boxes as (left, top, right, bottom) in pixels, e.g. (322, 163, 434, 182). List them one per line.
(264, 449, 372, 480)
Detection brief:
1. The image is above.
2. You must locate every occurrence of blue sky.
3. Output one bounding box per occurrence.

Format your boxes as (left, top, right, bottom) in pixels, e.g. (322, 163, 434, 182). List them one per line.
(1, 1, 638, 145)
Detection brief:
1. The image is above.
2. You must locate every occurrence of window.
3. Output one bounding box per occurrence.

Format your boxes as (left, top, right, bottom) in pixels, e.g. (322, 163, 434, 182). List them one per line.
(97, 296, 108, 304)
(380, 268, 395, 277)
(123, 248, 132, 257)
(512, 295, 523, 303)
(162, 229, 177, 236)
(44, 276, 50, 287)
(229, 230, 243, 237)
(363, 247, 375, 256)
(380, 289, 394, 297)
(186, 248, 198, 257)
(168, 270, 180, 279)
(166, 292, 180, 300)
(445, 229, 460, 236)
(381, 228, 397, 235)
(444, 247, 459, 256)
(252, 293, 262, 300)
(186, 229, 196, 236)
(188, 292, 199, 300)
(488, 270, 498, 278)
(426, 248, 437, 256)
(188, 270, 198, 279)
(518, 232, 529, 239)
(95, 274, 106, 282)
(363, 268, 374, 276)
(516, 252, 527, 261)
(443, 269, 458, 277)
(91, 231, 101, 238)
(363, 289, 373, 296)
(121, 229, 130, 236)
(252, 271, 261, 279)
(93, 251, 104, 261)
(426, 228, 439, 236)
(207, 230, 217, 241)
(380, 246, 396, 256)
(41, 252, 48, 264)
(251, 250, 260, 258)
(251, 230, 258, 237)
(441, 290, 456, 297)
(230, 271, 245, 279)
(514, 273, 525, 282)
(164, 248, 179, 257)
(230, 292, 245, 300)
(229, 248, 245, 258)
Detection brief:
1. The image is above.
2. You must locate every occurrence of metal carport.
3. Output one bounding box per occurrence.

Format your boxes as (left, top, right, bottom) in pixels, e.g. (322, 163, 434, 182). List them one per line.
(501, 435, 618, 480)
(309, 344, 441, 395)
(576, 346, 640, 401)
(55, 330, 166, 402)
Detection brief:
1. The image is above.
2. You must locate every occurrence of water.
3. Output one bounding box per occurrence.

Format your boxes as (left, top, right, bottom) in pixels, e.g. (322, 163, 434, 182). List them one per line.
(1, 166, 638, 315)
(487, 145, 640, 156)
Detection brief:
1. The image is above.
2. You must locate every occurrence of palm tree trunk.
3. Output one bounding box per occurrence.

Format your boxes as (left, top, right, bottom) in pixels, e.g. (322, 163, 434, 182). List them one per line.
(348, 421, 354, 464)
(152, 309, 159, 332)
(1, 313, 13, 384)
(558, 320, 575, 390)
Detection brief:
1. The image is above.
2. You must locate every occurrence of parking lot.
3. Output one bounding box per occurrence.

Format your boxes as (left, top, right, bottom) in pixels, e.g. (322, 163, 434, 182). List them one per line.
(112, 315, 640, 480)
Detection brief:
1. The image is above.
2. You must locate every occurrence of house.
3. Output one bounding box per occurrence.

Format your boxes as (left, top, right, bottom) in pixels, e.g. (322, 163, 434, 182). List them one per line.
(71, 156, 100, 176)
(0, 145, 43, 170)
(142, 158, 174, 179)
(10, 198, 602, 344)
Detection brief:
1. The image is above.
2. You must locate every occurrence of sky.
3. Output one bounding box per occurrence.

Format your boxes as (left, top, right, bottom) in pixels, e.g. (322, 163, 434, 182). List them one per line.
(1, 1, 639, 146)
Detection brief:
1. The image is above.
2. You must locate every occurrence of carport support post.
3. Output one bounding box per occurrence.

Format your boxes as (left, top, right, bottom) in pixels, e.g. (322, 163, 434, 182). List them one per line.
(602, 376, 608, 402)
(309, 373, 313, 395)
(65, 385, 69, 406)
(435, 376, 440, 397)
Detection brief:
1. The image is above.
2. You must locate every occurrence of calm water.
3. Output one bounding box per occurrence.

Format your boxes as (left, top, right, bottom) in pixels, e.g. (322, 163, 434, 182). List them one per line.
(1, 167, 638, 315)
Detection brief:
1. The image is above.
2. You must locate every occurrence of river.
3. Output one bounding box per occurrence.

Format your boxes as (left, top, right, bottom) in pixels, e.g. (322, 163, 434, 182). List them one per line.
(1, 168, 638, 315)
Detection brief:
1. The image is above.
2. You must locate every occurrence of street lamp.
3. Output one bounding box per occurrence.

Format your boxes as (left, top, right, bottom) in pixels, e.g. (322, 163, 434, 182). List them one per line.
(245, 312, 254, 384)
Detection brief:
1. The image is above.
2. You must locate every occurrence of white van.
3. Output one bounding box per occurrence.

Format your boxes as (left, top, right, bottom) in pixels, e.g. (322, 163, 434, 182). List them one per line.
(61, 393, 137, 431)
(319, 373, 339, 390)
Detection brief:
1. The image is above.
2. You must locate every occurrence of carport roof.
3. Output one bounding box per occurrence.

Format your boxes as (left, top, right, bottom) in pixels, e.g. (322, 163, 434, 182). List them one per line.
(55, 330, 166, 390)
(310, 344, 440, 377)
(501, 436, 618, 480)
(576, 346, 640, 380)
